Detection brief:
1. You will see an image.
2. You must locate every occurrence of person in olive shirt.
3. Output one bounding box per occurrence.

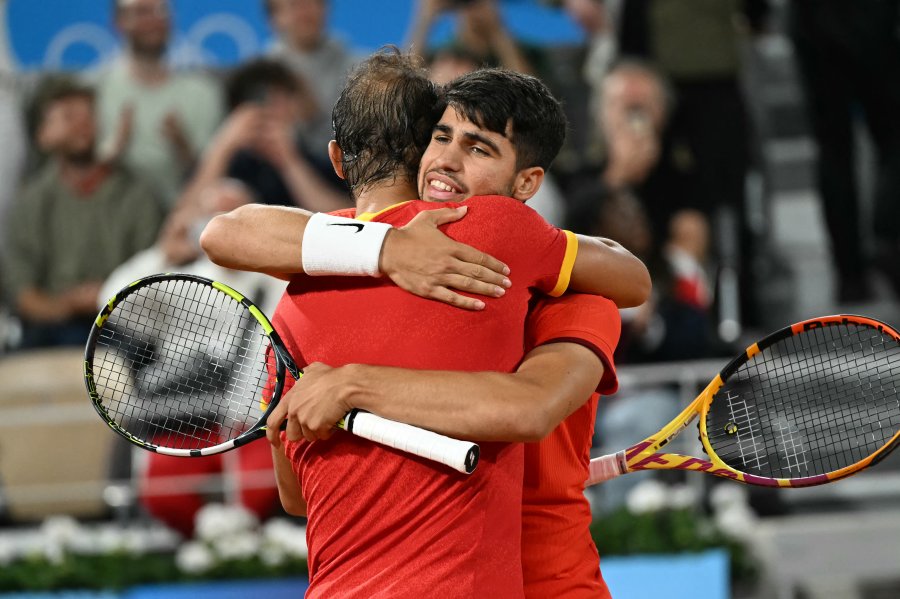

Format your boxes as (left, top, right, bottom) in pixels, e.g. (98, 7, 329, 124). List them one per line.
(2, 76, 164, 349)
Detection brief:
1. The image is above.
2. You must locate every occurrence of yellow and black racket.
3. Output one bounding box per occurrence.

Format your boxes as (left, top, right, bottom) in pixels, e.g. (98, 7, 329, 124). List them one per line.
(84, 273, 479, 474)
(589, 315, 900, 488)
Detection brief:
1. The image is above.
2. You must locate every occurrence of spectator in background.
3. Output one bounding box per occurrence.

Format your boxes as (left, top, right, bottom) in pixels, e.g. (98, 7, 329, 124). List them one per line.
(554, 0, 617, 177)
(2, 76, 164, 350)
(616, 0, 767, 328)
(175, 59, 350, 214)
(94, 0, 223, 207)
(265, 0, 357, 162)
(0, 77, 26, 252)
(0, 73, 28, 351)
(788, 0, 900, 303)
(566, 59, 670, 240)
(100, 179, 286, 537)
(408, 0, 534, 75)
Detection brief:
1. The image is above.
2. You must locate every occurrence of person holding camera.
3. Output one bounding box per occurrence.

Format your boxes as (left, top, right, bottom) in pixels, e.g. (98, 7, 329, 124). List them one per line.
(407, 0, 534, 75)
(176, 59, 350, 215)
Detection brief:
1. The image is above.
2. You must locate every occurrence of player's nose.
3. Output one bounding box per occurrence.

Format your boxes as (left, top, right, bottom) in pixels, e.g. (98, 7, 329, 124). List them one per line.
(432, 144, 463, 172)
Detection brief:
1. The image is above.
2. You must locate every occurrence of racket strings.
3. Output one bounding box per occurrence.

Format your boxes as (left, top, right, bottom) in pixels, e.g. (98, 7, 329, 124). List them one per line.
(706, 322, 900, 479)
(90, 279, 273, 450)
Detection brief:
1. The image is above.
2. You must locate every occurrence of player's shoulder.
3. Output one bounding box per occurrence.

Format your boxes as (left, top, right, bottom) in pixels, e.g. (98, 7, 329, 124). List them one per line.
(464, 194, 533, 211)
(358, 199, 435, 223)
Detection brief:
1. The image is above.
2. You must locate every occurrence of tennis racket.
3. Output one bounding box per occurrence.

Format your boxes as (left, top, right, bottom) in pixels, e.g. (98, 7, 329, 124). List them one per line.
(84, 273, 479, 474)
(589, 314, 900, 488)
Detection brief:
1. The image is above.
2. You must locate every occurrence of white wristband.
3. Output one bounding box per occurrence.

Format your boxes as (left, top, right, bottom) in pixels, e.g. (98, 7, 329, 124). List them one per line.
(301, 212, 392, 276)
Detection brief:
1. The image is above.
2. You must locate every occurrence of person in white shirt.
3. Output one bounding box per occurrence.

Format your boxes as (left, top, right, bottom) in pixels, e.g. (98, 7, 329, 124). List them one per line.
(94, 0, 224, 208)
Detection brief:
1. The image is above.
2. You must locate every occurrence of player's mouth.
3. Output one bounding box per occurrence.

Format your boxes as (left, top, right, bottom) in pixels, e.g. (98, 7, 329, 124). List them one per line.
(423, 172, 465, 202)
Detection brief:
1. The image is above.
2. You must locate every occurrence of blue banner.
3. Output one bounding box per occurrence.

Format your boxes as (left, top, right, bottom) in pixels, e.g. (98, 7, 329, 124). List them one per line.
(4, 0, 583, 71)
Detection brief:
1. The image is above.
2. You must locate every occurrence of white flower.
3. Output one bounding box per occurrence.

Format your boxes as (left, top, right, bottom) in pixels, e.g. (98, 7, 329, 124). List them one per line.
(625, 479, 669, 514)
(94, 526, 127, 554)
(668, 484, 699, 510)
(714, 504, 758, 541)
(0, 538, 15, 566)
(40, 539, 65, 565)
(709, 483, 749, 512)
(260, 544, 286, 568)
(40, 516, 81, 550)
(175, 541, 216, 574)
(195, 503, 259, 542)
(212, 532, 261, 561)
(121, 528, 152, 555)
(263, 518, 307, 559)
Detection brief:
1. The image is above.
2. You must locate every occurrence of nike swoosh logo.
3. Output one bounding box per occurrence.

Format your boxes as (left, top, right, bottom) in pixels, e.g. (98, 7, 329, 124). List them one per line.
(328, 222, 365, 233)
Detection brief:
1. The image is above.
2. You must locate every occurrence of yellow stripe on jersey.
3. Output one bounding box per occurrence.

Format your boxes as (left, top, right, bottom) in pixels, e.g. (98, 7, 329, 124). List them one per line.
(356, 200, 414, 222)
(548, 230, 578, 297)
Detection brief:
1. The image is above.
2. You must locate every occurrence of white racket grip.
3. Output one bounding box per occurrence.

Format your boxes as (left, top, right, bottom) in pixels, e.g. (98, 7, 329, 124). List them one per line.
(342, 409, 480, 475)
(587, 451, 627, 486)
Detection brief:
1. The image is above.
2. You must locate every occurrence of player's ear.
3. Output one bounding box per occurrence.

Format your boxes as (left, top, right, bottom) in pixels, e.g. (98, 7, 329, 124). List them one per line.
(328, 140, 345, 180)
(510, 166, 544, 202)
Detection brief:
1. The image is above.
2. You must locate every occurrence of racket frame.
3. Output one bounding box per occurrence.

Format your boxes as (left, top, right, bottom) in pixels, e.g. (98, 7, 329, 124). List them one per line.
(85, 273, 481, 474)
(592, 314, 900, 488)
(84, 273, 292, 457)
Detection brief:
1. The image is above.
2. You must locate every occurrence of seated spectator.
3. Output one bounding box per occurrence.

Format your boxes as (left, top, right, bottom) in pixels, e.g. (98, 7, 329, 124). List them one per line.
(94, 0, 224, 207)
(100, 178, 287, 537)
(176, 59, 350, 213)
(2, 76, 164, 350)
(265, 0, 358, 163)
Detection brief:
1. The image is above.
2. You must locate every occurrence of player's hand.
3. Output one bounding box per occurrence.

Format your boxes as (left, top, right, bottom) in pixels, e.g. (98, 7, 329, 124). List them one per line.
(380, 206, 511, 310)
(267, 362, 351, 443)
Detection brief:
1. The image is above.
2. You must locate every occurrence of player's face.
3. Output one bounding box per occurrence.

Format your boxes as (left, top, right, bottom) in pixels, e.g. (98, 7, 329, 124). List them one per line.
(418, 106, 520, 204)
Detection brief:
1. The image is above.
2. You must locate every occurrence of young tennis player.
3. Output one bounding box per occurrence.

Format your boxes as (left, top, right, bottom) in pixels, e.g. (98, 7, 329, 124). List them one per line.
(203, 51, 644, 598)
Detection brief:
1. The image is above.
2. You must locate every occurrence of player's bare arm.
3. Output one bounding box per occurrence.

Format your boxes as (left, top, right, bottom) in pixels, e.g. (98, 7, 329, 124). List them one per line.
(200, 203, 510, 309)
(267, 343, 604, 443)
(270, 443, 307, 517)
(568, 234, 652, 308)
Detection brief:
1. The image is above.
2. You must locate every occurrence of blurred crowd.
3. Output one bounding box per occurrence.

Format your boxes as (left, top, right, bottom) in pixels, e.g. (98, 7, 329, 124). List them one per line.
(1, 0, 899, 528)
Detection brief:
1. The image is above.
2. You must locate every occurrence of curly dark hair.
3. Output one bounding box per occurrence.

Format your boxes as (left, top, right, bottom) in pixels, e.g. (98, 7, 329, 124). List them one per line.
(331, 47, 440, 194)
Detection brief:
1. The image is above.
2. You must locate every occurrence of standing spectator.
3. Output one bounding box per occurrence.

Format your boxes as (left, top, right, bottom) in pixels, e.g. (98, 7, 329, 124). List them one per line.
(265, 0, 357, 160)
(788, 0, 900, 302)
(176, 59, 350, 213)
(2, 77, 164, 350)
(556, 0, 617, 174)
(407, 0, 534, 75)
(94, 0, 224, 207)
(617, 0, 767, 327)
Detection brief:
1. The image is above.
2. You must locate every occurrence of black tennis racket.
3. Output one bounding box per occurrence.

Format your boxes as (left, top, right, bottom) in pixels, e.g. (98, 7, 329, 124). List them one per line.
(589, 314, 900, 487)
(84, 273, 479, 474)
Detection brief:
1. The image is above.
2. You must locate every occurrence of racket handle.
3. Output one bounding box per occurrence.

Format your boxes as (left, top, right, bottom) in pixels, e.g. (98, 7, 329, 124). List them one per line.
(587, 451, 627, 486)
(340, 409, 479, 474)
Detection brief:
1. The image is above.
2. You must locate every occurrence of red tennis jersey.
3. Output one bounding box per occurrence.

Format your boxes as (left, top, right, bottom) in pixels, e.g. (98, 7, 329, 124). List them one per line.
(521, 294, 620, 599)
(273, 196, 578, 599)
